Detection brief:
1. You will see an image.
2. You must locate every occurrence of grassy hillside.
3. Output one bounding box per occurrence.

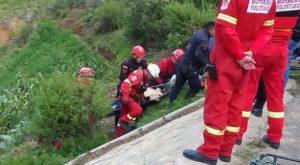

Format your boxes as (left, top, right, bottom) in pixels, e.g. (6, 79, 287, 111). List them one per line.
(0, 0, 46, 22)
(0, 0, 215, 164)
(0, 21, 107, 88)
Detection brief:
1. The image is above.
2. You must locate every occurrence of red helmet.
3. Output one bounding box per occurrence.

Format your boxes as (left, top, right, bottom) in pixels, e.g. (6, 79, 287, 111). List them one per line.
(131, 45, 145, 57)
(79, 67, 94, 77)
(172, 49, 184, 60)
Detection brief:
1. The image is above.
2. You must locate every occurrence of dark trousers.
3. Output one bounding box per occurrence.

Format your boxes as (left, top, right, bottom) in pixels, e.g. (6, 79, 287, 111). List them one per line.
(254, 77, 266, 109)
(169, 63, 200, 103)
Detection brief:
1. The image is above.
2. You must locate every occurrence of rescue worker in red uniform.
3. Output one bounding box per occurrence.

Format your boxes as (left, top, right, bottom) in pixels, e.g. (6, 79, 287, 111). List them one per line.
(236, 4, 300, 149)
(116, 45, 147, 97)
(114, 64, 160, 137)
(155, 49, 184, 84)
(114, 45, 147, 128)
(183, 0, 276, 164)
(76, 67, 94, 86)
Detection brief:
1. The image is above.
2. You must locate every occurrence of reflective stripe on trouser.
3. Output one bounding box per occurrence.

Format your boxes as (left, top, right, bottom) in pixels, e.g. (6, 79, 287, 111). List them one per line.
(119, 101, 142, 123)
(197, 51, 248, 159)
(239, 41, 287, 143)
(238, 109, 252, 140)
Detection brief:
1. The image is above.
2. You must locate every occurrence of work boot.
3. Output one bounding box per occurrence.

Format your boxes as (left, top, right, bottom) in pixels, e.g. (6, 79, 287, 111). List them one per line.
(185, 89, 196, 99)
(183, 149, 217, 165)
(251, 108, 263, 117)
(235, 139, 242, 145)
(218, 155, 231, 162)
(262, 135, 280, 149)
(119, 121, 133, 133)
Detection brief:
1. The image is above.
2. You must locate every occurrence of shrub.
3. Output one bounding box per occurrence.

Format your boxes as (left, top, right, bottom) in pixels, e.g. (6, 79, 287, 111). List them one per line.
(91, 0, 127, 34)
(29, 73, 109, 141)
(126, 0, 169, 48)
(0, 76, 39, 151)
(126, 0, 215, 49)
(163, 2, 215, 47)
(44, 0, 85, 19)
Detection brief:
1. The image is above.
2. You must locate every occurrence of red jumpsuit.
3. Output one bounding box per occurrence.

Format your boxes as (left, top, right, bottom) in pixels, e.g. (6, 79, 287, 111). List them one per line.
(238, 5, 300, 143)
(114, 69, 146, 137)
(197, 0, 276, 159)
(155, 56, 175, 84)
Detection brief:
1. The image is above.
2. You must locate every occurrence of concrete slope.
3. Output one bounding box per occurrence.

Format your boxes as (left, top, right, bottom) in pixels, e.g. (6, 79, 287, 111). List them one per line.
(74, 79, 299, 165)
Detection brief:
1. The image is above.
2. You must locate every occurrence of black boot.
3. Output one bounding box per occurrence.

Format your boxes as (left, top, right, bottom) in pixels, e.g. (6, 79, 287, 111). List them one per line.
(235, 139, 242, 145)
(218, 155, 231, 162)
(185, 89, 196, 99)
(183, 149, 217, 165)
(262, 135, 280, 149)
(251, 108, 263, 117)
(119, 121, 133, 133)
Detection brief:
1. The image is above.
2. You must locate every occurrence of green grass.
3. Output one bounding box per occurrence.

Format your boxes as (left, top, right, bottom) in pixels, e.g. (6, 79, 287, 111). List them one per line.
(137, 87, 203, 127)
(0, 0, 46, 23)
(0, 128, 109, 165)
(0, 21, 106, 89)
(0, 1, 212, 164)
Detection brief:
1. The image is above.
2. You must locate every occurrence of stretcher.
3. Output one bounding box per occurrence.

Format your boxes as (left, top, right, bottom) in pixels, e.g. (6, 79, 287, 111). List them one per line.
(249, 153, 300, 165)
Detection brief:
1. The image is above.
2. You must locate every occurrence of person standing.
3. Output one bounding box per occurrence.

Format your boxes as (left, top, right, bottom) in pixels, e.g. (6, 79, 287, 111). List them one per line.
(183, 0, 276, 164)
(251, 17, 300, 117)
(237, 4, 300, 149)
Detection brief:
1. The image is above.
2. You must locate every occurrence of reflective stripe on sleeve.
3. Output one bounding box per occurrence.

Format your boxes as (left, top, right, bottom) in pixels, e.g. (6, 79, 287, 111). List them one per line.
(124, 79, 131, 86)
(217, 13, 237, 25)
(127, 114, 136, 120)
(263, 19, 274, 26)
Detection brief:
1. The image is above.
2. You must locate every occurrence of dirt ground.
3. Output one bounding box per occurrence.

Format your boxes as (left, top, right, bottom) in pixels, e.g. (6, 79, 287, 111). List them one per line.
(0, 17, 24, 45)
(55, 9, 83, 36)
(84, 79, 300, 165)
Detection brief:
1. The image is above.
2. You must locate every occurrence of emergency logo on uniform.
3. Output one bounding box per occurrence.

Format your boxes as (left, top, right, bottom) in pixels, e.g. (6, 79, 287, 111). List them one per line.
(221, 0, 231, 10)
(131, 76, 137, 81)
(247, 0, 273, 14)
(276, 0, 300, 12)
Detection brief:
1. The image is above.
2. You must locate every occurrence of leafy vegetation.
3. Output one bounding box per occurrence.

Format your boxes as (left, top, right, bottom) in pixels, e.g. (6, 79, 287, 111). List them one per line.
(0, 0, 216, 164)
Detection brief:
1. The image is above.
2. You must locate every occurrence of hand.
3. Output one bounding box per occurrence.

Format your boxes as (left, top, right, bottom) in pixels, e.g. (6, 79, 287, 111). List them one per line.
(237, 56, 256, 70)
(242, 63, 256, 70)
(243, 50, 253, 57)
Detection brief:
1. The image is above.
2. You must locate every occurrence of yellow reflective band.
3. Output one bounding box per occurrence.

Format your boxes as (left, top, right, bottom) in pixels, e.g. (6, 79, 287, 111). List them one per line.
(242, 111, 251, 117)
(217, 13, 237, 25)
(124, 79, 131, 86)
(127, 114, 136, 120)
(268, 111, 284, 118)
(205, 125, 225, 136)
(263, 19, 274, 26)
(225, 126, 240, 133)
(275, 28, 291, 32)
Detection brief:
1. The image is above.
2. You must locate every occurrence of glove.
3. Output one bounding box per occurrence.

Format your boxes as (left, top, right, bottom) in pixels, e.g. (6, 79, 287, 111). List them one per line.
(169, 75, 176, 88)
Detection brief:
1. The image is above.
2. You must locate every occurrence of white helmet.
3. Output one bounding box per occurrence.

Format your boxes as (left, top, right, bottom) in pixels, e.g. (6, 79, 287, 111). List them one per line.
(147, 64, 160, 78)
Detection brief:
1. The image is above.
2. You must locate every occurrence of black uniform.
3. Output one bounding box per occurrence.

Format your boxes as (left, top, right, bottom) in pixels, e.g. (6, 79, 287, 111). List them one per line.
(169, 29, 211, 103)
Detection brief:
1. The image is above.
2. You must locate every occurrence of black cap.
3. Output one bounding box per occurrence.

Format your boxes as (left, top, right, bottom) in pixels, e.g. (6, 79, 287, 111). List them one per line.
(204, 20, 215, 29)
